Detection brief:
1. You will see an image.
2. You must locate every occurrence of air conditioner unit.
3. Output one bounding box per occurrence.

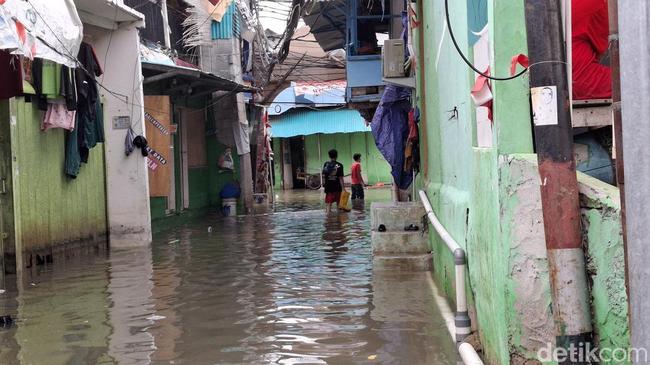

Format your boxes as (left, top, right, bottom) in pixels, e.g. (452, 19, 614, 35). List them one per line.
(382, 39, 405, 78)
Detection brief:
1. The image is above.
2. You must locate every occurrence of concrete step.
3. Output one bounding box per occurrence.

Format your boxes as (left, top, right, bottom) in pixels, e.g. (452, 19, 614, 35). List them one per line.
(370, 201, 426, 232)
(373, 253, 433, 272)
(371, 231, 430, 255)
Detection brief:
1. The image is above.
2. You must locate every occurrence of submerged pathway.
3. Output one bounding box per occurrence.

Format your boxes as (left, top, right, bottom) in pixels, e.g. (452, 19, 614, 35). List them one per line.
(0, 190, 456, 364)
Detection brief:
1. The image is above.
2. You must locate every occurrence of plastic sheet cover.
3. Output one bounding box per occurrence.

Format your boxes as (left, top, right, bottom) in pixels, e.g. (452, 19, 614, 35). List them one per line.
(0, 0, 82, 68)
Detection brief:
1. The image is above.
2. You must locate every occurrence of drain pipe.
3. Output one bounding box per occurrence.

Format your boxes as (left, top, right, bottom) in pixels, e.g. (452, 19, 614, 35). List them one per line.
(419, 190, 481, 364)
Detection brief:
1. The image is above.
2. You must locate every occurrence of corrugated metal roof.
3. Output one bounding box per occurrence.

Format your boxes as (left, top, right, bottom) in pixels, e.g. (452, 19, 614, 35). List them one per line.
(211, 2, 240, 39)
(269, 109, 371, 138)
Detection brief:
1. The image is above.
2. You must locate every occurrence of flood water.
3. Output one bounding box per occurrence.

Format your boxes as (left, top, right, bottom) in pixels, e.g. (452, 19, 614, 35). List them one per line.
(0, 189, 457, 365)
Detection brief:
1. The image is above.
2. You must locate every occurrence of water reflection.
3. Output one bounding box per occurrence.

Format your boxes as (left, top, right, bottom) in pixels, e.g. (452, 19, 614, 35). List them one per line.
(108, 248, 156, 364)
(0, 189, 457, 364)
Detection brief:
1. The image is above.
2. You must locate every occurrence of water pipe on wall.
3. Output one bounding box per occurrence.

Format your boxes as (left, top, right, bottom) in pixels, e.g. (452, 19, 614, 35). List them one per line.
(419, 190, 482, 364)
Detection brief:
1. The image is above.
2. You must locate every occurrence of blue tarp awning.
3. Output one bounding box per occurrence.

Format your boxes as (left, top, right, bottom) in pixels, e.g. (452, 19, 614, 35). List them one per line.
(270, 109, 371, 138)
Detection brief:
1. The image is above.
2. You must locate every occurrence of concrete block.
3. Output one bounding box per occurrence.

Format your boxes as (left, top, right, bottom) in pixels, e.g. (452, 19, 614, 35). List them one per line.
(373, 253, 433, 272)
(370, 202, 425, 232)
(371, 231, 430, 255)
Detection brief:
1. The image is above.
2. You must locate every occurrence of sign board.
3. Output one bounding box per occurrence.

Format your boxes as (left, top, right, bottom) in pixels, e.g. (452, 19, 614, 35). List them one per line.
(112, 116, 131, 130)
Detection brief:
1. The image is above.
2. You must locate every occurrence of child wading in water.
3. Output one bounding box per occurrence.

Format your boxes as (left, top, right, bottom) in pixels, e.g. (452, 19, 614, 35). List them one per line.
(350, 153, 365, 209)
(322, 149, 346, 213)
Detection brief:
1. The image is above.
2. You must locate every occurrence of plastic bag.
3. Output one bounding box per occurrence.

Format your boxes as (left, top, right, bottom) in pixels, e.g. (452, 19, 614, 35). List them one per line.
(339, 191, 351, 212)
(218, 148, 234, 170)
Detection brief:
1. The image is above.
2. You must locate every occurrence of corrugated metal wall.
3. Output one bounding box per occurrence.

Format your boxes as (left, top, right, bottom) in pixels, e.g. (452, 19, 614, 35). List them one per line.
(8, 99, 107, 254)
(211, 2, 240, 39)
(270, 109, 372, 137)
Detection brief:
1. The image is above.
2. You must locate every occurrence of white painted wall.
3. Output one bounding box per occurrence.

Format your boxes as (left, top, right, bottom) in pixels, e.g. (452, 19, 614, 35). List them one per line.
(86, 23, 152, 247)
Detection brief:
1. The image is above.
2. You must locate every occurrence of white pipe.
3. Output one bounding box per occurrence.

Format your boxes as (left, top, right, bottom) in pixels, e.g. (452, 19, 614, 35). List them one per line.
(459, 343, 484, 365)
(419, 190, 463, 253)
(419, 189, 482, 364)
(455, 264, 468, 313)
(427, 274, 484, 365)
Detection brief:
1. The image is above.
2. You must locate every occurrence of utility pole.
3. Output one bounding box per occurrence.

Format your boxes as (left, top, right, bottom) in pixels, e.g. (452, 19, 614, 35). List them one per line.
(523, 1, 593, 362)
(160, 0, 172, 49)
(619, 0, 650, 354)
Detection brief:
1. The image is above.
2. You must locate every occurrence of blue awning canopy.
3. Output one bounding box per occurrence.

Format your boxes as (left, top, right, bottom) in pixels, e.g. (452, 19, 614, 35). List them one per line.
(269, 109, 371, 138)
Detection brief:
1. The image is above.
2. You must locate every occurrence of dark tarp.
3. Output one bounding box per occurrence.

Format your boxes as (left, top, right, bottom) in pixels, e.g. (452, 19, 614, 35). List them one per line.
(371, 85, 413, 190)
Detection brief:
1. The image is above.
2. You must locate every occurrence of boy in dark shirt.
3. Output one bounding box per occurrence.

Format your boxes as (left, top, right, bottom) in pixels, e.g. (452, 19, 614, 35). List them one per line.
(322, 149, 346, 213)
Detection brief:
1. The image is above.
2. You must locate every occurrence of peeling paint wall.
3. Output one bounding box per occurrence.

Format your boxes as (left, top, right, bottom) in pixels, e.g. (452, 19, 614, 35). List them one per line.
(415, 0, 628, 363)
(578, 173, 631, 363)
(499, 155, 554, 361)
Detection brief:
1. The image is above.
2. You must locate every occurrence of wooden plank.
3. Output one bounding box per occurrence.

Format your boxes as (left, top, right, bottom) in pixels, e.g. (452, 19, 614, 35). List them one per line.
(144, 96, 173, 198)
(572, 105, 613, 128)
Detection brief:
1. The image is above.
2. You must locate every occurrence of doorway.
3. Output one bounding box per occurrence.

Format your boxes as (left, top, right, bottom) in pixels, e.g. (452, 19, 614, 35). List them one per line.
(289, 136, 306, 189)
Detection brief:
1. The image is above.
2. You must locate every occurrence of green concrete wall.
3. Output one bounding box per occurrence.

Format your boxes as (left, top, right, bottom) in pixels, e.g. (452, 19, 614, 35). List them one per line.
(303, 132, 392, 185)
(150, 129, 240, 222)
(414, 0, 546, 363)
(579, 173, 631, 364)
(272, 137, 282, 190)
(2, 98, 107, 255)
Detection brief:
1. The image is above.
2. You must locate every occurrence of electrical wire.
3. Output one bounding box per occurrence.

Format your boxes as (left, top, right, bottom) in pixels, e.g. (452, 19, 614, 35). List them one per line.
(444, 0, 527, 81)
(24, 0, 252, 118)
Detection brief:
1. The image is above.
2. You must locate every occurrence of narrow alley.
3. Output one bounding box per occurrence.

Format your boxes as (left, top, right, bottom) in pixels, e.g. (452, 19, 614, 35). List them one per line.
(0, 190, 457, 364)
(3, 0, 650, 364)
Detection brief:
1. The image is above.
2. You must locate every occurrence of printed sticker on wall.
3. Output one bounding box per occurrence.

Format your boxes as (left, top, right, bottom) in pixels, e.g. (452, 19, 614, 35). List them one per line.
(531, 86, 558, 126)
(146, 156, 159, 171)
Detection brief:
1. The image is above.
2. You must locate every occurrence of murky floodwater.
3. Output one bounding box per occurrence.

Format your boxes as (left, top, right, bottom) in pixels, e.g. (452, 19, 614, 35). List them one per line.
(0, 189, 457, 365)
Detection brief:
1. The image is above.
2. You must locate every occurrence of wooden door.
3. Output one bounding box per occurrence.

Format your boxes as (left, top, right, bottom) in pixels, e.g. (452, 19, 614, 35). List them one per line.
(144, 96, 174, 211)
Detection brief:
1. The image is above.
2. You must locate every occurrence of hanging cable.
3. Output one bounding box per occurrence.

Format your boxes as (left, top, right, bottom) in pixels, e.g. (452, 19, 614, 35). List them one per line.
(444, 0, 528, 81)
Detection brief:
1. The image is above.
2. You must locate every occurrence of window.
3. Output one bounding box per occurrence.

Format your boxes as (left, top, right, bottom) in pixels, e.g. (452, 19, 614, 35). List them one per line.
(348, 0, 401, 56)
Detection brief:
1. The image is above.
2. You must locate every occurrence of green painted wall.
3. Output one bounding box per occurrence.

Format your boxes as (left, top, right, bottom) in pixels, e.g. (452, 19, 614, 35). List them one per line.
(414, 0, 627, 362)
(189, 167, 210, 210)
(3, 98, 107, 256)
(150, 197, 168, 221)
(150, 128, 240, 222)
(303, 132, 392, 185)
(578, 173, 631, 364)
(272, 137, 282, 190)
(415, 0, 542, 364)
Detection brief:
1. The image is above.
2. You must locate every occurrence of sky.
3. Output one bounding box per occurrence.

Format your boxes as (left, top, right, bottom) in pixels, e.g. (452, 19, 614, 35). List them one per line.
(258, 0, 306, 35)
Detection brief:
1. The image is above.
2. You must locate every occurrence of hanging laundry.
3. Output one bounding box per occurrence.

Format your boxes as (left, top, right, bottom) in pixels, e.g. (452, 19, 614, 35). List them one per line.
(125, 128, 137, 156)
(64, 123, 81, 179)
(133, 135, 150, 157)
(32, 58, 62, 110)
(404, 108, 420, 173)
(60, 65, 77, 111)
(41, 102, 75, 131)
(75, 42, 104, 164)
(64, 42, 104, 177)
(572, 0, 611, 99)
(0, 50, 23, 98)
